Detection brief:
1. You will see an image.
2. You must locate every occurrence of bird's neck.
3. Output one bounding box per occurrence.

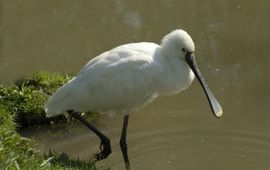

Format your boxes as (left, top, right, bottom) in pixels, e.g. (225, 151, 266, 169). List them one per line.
(155, 53, 195, 95)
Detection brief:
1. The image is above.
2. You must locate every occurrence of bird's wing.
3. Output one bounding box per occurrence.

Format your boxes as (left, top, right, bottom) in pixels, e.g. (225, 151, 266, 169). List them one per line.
(45, 43, 160, 116)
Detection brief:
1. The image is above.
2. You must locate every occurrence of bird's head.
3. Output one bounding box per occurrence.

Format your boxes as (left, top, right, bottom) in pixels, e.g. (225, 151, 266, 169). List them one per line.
(161, 29, 223, 118)
(161, 29, 195, 60)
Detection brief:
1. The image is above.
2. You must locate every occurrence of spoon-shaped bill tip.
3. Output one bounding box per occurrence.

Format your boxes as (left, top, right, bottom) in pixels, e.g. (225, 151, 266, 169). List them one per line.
(210, 97, 223, 118)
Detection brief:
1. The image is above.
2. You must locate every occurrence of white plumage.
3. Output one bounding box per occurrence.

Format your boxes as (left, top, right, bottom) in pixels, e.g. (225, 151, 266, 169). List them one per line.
(45, 29, 222, 169)
(45, 29, 220, 118)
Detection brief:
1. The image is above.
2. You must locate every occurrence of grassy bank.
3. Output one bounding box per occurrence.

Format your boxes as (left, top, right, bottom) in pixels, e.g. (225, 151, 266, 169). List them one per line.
(0, 71, 71, 128)
(0, 71, 108, 170)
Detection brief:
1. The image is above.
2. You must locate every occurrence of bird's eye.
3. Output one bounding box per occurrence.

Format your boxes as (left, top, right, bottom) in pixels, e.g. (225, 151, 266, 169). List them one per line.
(182, 48, 186, 53)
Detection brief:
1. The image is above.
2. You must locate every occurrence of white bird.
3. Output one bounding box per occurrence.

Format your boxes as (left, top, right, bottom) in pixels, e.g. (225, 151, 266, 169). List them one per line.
(45, 29, 223, 170)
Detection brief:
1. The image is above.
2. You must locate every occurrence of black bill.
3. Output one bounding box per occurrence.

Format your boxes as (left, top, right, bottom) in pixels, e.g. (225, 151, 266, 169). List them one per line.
(186, 53, 223, 118)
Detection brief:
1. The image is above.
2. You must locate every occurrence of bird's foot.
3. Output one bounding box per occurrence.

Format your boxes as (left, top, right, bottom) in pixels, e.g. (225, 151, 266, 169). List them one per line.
(94, 138, 112, 160)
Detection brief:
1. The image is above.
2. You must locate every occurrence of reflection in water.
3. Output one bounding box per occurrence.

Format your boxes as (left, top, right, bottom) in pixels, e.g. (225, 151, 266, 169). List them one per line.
(2, 0, 270, 170)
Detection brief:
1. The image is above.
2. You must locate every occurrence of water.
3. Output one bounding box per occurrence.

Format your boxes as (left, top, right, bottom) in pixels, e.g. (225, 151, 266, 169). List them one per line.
(2, 0, 270, 169)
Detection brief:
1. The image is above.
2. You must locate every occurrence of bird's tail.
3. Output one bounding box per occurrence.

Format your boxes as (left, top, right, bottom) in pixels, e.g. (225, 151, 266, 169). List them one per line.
(44, 78, 76, 117)
(45, 96, 66, 117)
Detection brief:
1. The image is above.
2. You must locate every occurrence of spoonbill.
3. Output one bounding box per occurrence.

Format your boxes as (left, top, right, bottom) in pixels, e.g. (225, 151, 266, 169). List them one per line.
(45, 29, 223, 170)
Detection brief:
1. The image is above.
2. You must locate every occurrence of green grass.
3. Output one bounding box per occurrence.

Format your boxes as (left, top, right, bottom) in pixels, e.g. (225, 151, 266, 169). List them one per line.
(0, 71, 109, 170)
(0, 71, 71, 128)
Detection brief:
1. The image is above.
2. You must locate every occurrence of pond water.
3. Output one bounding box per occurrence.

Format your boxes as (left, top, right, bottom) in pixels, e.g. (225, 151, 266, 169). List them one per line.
(2, 0, 270, 170)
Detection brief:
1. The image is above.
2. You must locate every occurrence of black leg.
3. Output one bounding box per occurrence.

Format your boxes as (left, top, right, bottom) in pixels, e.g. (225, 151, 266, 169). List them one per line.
(120, 115, 130, 170)
(67, 110, 112, 160)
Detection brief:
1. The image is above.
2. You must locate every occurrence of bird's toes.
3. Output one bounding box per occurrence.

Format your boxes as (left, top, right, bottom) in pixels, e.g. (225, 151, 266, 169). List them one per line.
(93, 148, 111, 161)
(93, 152, 108, 161)
(93, 139, 112, 161)
(93, 153, 102, 160)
